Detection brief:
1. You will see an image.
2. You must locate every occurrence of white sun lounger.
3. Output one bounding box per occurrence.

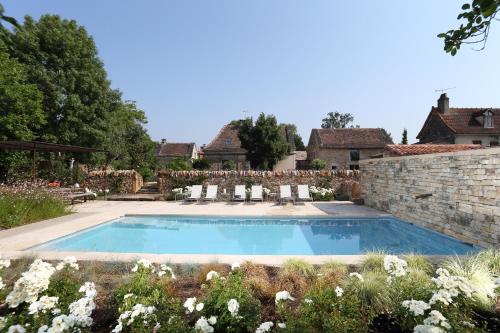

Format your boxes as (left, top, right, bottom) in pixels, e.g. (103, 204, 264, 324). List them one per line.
(279, 185, 294, 205)
(250, 185, 263, 202)
(185, 185, 203, 202)
(203, 185, 218, 202)
(297, 185, 313, 202)
(233, 185, 246, 202)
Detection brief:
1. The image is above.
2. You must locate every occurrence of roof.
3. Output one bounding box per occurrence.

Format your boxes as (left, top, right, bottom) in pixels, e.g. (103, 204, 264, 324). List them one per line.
(0, 140, 106, 153)
(417, 107, 500, 138)
(312, 128, 393, 149)
(294, 151, 307, 160)
(384, 144, 483, 156)
(204, 124, 246, 154)
(157, 142, 196, 157)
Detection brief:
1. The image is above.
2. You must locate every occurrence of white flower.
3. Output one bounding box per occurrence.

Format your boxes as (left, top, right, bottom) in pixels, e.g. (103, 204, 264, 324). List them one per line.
(208, 316, 217, 325)
(303, 298, 313, 304)
(384, 255, 408, 277)
(275, 291, 295, 304)
(423, 310, 451, 330)
(196, 302, 205, 311)
(7, 325, 26, 333)
(231, 262, 241, 271)
(335, 286, 344, 297)
(131, 259, 154, 273)
(413, 324, 446, 333)
(124, 293, 134, 299)
(79, 282, 97, 298)
(159, 264, 176, 279)
(55, 256, 79, 271)
(28, 296, 59, 314)
(6, 259, 56, 307)
(0, 277, 5, 290)
(206, 270, 219, 281)
(227, 298, 240, 317)
(0, 317, 6, 330)
(349, 272, 364, 282)
(278, 322, 286, 328)
(462, 321, 475, 328)
(37, 325, 48, 333)
(195, 316, 214, 333)
(402, 300, 430, 316)
(256, 321, 274, 333)
(112, 304, 155, 333)
(0, 256, 11, 270)
(184, 297, 197, 313)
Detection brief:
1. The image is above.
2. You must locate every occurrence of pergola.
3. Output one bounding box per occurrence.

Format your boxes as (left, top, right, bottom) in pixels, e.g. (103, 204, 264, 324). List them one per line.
(0, 140, 107, 180)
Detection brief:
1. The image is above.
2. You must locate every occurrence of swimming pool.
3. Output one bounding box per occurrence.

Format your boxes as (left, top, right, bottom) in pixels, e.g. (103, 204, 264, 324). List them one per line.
(32, 215, 478, 255)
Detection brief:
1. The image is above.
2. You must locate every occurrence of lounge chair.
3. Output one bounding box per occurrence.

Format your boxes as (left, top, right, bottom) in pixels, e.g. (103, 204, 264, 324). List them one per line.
(232, 185, 246, 202)
(185, 185, 203, 202)
(297, 185, 313, 202)
(279, 185, 295, 205)
(204, 185, 218, 202)
(250, 185, 263, 202)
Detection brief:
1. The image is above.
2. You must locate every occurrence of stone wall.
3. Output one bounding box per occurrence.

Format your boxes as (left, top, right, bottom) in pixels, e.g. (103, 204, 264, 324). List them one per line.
(84, 170, 143, 194)
(157, 170, 359, 197)
(360, 148, 500, 247)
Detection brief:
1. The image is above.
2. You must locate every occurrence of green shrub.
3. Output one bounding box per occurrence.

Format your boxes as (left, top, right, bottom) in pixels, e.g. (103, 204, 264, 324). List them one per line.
(347, 270, 391, 314)
(192, 159, 210, 170)
(403, 254, 434, 275)
(0, 189, 69, 228)
(281, 259, 316, 278)
(359, 251, 386, 273)
(167, 158, 192, 171)
(221, 160, 236, 170)
(310, 159, 326, 170)
(200, 272, 261, 332)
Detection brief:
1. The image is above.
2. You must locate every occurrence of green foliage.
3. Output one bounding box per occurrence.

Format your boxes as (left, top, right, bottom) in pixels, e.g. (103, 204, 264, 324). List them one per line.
(46, 268, 81, 310)
(281, 259, 316, 278)
(167, 158, 192, 171)
(379, 128, 394, 143)
(222, 160, 236, 171)
(310, 158, 326, 170)
(321, 112, 357, 129)
(201, 272, 262, 333)
(192, 158, 210, 170)
(347, 270, 391, 313)
(236, 113, 290, 170)
(438, 0, 500, 55)
(359, 251, 386, 273)
(401, 128, 408, 144)
(0, 190, 69, 229)
(403, 254, 433, 274)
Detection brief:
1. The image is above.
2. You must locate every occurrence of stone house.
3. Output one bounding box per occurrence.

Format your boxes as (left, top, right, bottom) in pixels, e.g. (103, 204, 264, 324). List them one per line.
(203, 124, 248, 170)
(273, 150, 307, 171)
(417, 93, 500, 147)
(307, 128, 393, 170)
(157, 142, 198, 165)
(382, 144, 482, 158)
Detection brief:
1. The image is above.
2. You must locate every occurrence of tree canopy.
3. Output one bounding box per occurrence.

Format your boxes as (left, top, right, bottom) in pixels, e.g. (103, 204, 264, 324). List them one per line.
(0, 12, 157, 179)
(401, 129, 408, 144)
(236, 114, 290, 170)
(439, 0, 499, 55)
(321, 112, 358, 129)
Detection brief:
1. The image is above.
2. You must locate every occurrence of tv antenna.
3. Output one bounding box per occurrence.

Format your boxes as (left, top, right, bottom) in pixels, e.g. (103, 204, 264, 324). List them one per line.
(434, 87, 456, 93)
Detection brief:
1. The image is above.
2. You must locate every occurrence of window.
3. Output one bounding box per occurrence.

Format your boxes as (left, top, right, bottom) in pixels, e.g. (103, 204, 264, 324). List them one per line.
(331, 165, 337, 170)
(350, 150, 360, 161)
(472, 140, 482, 145)
(490, 141, 499, 147)
(224, 139, 232, 146)
(349, 164, 359, 170)
(484, 110, 494, 128)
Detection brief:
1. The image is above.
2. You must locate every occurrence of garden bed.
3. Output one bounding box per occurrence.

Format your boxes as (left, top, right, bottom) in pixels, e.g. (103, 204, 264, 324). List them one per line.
(0, 251, 499, 332)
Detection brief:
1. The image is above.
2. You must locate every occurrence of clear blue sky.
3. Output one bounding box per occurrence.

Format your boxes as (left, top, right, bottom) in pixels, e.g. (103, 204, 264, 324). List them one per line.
(3, 0, 500, 146)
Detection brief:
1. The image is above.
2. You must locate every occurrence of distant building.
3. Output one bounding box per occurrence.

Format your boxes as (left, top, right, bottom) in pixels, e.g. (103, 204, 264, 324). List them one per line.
(273, 151, 307, 171)
(382, 144, 482, 158)
(417, 94, 500, 147)
(307, 128, 393, 170)
(203, 124, 248, 170)
(157, 142, 198, 165)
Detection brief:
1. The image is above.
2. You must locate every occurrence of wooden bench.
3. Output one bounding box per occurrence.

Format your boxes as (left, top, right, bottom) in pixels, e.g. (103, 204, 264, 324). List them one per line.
(68, 192, 96, 205)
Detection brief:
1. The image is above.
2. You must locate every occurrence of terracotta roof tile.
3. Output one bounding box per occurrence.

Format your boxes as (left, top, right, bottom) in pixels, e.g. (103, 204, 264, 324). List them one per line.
(204, 124, 246, 153)
(313, 128, 393, 149)
(385, 144, 482, 156)
(158, 143, 196, 157)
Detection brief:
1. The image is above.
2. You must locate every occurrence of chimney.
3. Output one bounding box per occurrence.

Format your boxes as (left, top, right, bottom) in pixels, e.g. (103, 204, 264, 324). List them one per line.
(437, 93, 449, 113)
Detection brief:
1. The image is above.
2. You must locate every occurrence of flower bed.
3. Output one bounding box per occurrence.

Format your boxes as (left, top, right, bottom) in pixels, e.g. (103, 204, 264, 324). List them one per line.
(0, 251, 499, 332)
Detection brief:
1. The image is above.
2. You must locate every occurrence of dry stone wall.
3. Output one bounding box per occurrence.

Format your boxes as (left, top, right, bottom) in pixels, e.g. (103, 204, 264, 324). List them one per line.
(157, 170, 359, 197)
(84, 170, 143, 194)
(360, 148, 500, 247)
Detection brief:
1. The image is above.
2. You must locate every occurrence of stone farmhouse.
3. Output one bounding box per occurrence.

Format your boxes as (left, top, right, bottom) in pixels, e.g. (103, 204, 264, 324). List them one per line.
(203, 124, 248, 170)
(382, 144, 482, 158)
(307, 128, 393, 170)
(157, 142, 198, 165)
(417, 93, 500, 147)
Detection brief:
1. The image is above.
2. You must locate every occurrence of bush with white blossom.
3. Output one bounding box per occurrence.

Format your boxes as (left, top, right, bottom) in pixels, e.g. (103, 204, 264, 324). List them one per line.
(308, 186, 334, 201)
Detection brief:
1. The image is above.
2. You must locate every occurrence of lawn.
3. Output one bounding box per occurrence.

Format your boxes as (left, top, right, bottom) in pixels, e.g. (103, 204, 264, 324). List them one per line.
(0, 251, 498, 332)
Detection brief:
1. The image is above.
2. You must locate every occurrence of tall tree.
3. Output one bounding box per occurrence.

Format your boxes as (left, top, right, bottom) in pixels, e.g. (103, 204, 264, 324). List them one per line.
(282, 123, 306, 150)
(439, 1, 499, 55)
(237, 113, 289, 170)
(321, 112, 357, 129)
(401, 128, 408, 144)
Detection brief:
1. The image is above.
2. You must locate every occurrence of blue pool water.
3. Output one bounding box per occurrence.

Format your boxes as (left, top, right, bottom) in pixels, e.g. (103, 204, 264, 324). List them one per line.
(32, 216, 478, 255)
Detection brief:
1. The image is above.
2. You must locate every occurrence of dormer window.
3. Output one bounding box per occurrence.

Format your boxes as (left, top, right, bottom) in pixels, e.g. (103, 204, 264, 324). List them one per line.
(224, 139, 232, 146)
(484, 110, 494, 128)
